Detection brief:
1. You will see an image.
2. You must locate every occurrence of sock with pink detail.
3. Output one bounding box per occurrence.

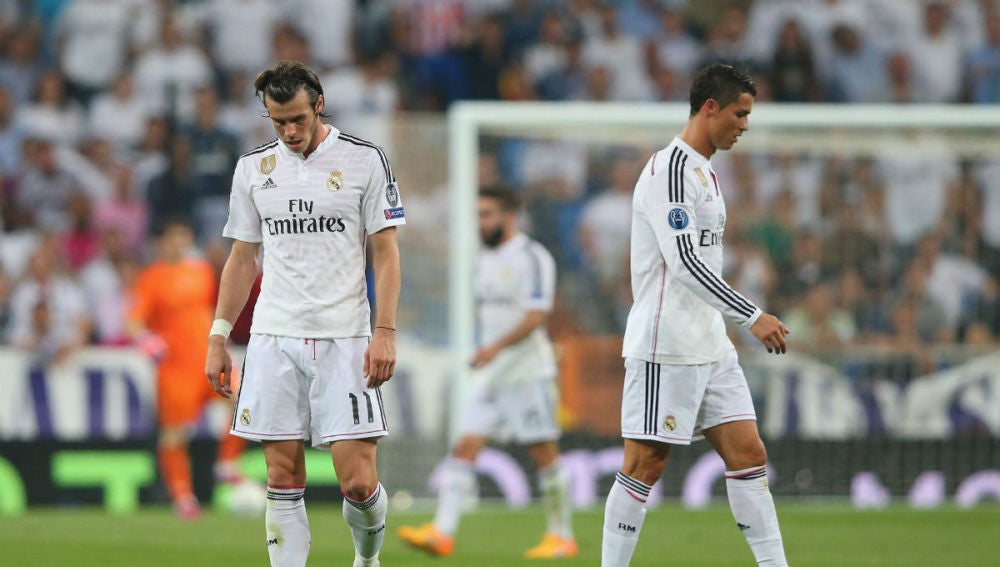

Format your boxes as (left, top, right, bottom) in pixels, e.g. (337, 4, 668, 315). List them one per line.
(601, 472, 651, 566)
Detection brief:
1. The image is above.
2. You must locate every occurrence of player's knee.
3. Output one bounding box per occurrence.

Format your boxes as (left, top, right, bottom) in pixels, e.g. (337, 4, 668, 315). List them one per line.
(451, 436, 485, 461)
(730, 440, 767, 470)
(340, 475, 378, 501)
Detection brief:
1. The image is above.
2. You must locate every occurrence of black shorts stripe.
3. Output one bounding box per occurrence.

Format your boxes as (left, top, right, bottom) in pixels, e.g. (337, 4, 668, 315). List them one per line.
(338, 133, 394, 182)
(653, 363, 660, 434)
(644, 361, 651, 434)
(240, 139, 279, 158)
(676, 235, 755, 318)
(230, 355, 248, 428)
(375, 387, 387, 430)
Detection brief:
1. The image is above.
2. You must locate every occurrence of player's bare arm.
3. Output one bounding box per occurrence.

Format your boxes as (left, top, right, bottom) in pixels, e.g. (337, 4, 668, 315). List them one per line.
(365, 227, 400, 388)
(750, 313, 790, 355)
(470, 310, 548, 368)
(205, 240, 260, 398)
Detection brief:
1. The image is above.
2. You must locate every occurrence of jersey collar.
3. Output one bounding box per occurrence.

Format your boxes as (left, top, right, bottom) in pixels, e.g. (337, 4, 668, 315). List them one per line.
(674, 136, 710, 167)
(278, 124, 340, 160)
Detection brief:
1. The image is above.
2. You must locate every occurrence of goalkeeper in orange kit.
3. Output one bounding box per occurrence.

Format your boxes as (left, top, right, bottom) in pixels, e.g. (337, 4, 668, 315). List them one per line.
(128, 218, 247, 519)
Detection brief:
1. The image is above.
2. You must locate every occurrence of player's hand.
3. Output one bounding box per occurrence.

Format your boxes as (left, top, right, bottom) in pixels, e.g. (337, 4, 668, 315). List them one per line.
(205, 335, 234, 398)
(750, 313, 790, 355)
(364, 327, 396, 388)
(470, 344, 501, 368)
(137, 332, 168, 362)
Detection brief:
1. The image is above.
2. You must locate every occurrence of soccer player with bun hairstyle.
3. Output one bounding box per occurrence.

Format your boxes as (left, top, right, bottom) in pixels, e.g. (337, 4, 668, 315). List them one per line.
(602, 64, 791, 566)
(398, 185, 576, 558)
(205, 60, 405, 567)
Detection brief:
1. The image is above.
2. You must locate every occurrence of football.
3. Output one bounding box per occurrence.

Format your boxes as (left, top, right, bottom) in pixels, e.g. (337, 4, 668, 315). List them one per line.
(228, 480, 267, 517)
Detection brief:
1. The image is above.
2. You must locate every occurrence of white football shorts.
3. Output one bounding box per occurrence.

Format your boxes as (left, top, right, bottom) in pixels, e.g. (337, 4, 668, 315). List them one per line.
(621, 348, 756, 445)
(230, 334, 387, 448)
(459, 377, 560, 444)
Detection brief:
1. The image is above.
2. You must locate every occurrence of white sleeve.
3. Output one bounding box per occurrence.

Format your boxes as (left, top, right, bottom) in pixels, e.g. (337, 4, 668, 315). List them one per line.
(645, 167, 762, 328)
(520, 243, 556, 312)
(361, 146, 405, 234)
(222, 160, 262, 242)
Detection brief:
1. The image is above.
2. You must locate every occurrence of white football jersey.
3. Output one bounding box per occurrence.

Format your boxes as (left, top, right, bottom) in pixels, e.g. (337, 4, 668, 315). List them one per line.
(223, 125, 405, 339)
(623, 137, 762, 365)
(475, 233, 557, 383)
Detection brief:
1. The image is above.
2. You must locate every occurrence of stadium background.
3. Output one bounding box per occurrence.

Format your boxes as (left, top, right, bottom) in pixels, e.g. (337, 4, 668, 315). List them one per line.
(1, 0, 999, 564)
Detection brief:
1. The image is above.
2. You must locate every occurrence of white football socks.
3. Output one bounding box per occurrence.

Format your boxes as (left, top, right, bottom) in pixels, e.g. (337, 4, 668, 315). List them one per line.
(601, 472, 650, 566)
(725, 466, 788, 566)
(265, 485, 310, 567)
(433, 457, 476, 536)
(343, 482, 388, 562)
(539, 460, 574, 539)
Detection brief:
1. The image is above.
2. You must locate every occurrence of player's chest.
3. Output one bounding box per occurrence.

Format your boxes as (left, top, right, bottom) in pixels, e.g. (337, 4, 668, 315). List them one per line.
(250, 161, 364, 217)
(691, 167, 727, 231)
(476, 256, 523, 300)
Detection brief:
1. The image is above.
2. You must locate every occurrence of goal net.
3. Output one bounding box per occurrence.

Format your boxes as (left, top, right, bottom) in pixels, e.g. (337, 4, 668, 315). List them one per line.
(377, 103, 1000, 510)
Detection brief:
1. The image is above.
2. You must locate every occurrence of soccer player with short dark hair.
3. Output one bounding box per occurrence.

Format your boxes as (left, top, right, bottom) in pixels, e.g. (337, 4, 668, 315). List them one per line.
(602, 64, 791, 566)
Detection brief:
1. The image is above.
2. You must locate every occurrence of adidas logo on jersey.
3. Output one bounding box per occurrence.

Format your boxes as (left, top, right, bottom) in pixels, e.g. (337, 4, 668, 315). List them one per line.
(261, 177, 278, 190)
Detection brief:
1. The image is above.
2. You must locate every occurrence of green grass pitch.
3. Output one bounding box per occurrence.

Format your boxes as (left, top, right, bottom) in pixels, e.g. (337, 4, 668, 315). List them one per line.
(2, 504, 997, 566)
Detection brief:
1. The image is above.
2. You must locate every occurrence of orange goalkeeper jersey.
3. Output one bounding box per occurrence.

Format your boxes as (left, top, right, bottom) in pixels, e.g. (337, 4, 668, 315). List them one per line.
(129, 258, 216, 374)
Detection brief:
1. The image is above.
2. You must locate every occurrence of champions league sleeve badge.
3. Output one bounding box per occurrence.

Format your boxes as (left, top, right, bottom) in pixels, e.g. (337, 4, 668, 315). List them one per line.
(668, 208, 690, 230)
(385, 182, 400, 206)
(327, 170, 344, 191)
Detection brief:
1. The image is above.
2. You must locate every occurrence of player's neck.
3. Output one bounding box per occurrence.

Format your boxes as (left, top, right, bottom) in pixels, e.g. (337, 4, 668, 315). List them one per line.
(302, 124, 330, 158)
(679, 121, 716, 160)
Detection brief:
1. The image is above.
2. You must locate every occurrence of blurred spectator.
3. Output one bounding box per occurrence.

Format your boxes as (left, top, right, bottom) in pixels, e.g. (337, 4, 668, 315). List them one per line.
(133, 14, 213, 121)
(79, 227, 137, 345)
(6, 239, 90, 364)
(974, 159, 1000, 276)
(616, 0, 664, 41)
(823, 23, 889, 102)
(821, 205, 882, 283)
(877, 133, 958, 248)
(886, 50, 916, 103)
(770, 19, 820, 101)
(132, 115, 171, 198)
(321, 52, 399, 143)
(700, 6, 754, 70)
(913, 231, 996, 330)
(180, 86, 239, 242)
(967, 13, 1000, 104)
(272, 21, 312, 64)
(525, 10, 570, 92)
(60, 191, 99, 271)
(782, 282, 856, 347)
(88, 75, 150, 150)
(903, 1, 963, 103)
(651, 7, 702, 89)
(749, 190, 796, 279)
(285, 0, 355, 70)
(14, 138, 84, 231)
(503, 0, 543, 57)
(54, 0, 138, 104)
(93, 166, 149, 257)
(582, 3, 652, 101)
(146, 136, 197, 233)
(0, 86, 22, 178)
(18, 68, 85, 145)
(201, 0, 277, 73)
(393, 0, 468, 109)
(0, 268, 10, 331)
(458, 13, 510, 101)
(0, 28, 43, 105)
(218, 71, 274, 151)
(885, 260, 952, 344)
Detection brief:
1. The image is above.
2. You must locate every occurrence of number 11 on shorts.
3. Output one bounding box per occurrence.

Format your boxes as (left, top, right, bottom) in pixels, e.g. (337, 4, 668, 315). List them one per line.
(348, 393, 375, 425)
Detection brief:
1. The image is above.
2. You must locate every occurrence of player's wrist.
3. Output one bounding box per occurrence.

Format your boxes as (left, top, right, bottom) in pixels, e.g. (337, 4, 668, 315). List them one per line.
(209, 318, 234, 339)
(374, 325, 396, 333)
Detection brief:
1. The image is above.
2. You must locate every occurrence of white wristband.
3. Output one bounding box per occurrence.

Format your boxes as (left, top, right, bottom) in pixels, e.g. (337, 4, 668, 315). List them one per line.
(209, 318, 234, 339)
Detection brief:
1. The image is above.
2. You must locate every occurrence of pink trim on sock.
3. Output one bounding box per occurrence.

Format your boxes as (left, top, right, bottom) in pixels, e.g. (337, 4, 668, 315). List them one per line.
(266, 484, 307, 489)
(725, 466, 767, 479)
(623, 488, 648, 503)
(342, 483, 380, 502)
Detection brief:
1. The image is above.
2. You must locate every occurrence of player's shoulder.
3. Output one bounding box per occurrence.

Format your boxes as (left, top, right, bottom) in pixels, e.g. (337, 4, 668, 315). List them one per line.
(236, 138, 280, 175)
(519, 235, 556, 266)
(334, 131, 393, 177)
(239, 138, 279, 161)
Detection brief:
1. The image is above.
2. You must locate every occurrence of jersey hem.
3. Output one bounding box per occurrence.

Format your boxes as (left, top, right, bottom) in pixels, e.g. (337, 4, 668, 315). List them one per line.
(222, 230, 262, 243)
(622, 350, 726, 366)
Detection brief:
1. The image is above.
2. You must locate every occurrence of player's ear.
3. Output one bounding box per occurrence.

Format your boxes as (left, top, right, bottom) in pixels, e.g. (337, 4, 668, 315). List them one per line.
(703, 98, 719, 117)
(314, 94, 324, 115)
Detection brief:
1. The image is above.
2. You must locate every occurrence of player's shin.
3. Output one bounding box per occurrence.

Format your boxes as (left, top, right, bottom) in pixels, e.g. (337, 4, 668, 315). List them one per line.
(725, 466, 788, 567)
(601, 472, 650, 567)
(539, 459, 573, 539)
(265, 485, 310, 567)
(433, 457, 476, 536)
(342, 482, 388, 561)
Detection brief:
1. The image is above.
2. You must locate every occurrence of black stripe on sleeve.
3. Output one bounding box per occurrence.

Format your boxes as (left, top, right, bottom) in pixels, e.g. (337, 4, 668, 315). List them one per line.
(675, 234, 755, 318)
(338, 133, 394, 182)
(239, 139, 279, 158)
(524, 242, 544, 299)
(682, 234, 757, 315)
(678, 154, 688, 202)
(667, 147, 679, 202)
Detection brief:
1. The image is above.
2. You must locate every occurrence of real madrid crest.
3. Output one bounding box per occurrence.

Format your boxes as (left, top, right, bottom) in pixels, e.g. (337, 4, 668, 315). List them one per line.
(260, 154, 276, 175)
(240, 408, 251, 426)
(327, 170, 344, 192)
(663, 415, 677, 432)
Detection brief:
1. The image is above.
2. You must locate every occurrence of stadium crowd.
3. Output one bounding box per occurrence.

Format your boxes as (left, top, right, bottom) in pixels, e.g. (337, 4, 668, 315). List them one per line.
(0, 0, 998, 377)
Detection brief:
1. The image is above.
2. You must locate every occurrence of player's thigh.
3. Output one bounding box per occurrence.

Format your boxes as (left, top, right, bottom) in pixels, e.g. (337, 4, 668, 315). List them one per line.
(231, 335, 311, 442)
(330, 438, 379, 497)
(457, 379, 503, 439)
(501, 379, 560, 445)
(308, 337, 388, 448)
(263, 439, 307, 486)
(699, 350, 757, 433)
(621, 358, 711, 445)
